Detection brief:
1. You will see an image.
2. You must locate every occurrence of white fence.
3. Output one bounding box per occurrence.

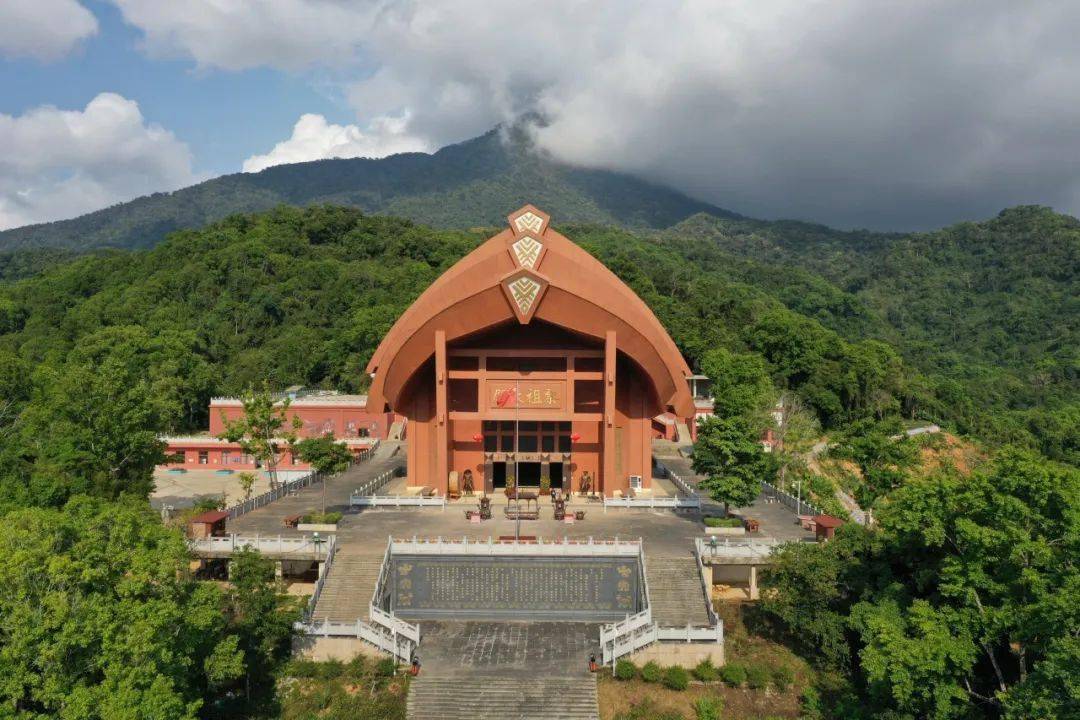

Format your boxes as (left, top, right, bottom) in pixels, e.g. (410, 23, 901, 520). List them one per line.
(351, 494, 446, 509)
(657, 625, 725, 643)
(761, 480, 822, 517)
(351, 466, 396, 497)
(190, 533, 335, 557)
(603, 494, 701, 511)
(390, 535, 642, 557)
(303, 534, 338, 621)
(695, 536, 794, 562)
(226, 471, 317, 519)
(294, 533, 418, 663)
(223, 440, 380, 520)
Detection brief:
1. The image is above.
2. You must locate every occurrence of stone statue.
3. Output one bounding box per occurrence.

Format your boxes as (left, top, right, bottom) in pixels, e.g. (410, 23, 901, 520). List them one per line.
(462, 469, 475, 496)
(579, 470, 592, 496)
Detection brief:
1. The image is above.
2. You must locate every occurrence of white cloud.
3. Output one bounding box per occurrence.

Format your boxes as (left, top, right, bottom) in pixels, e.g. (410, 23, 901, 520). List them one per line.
(0, 0, 98, 60)
(0, 93, 197, 230)
(113, 1, 1080, 228)
(243, 113, 430, 172)
(109, 0, 377, 71)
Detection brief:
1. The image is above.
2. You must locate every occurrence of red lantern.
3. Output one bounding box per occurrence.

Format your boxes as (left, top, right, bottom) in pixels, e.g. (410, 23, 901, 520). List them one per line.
(472, 433, 484, 443)
(570, 432, 581, 444)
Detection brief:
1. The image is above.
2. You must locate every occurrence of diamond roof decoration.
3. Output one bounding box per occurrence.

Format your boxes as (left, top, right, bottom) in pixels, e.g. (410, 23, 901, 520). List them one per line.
(499, 268, 549, 324)
(510, 234, 544, 269)
(508, 205, 550, 236)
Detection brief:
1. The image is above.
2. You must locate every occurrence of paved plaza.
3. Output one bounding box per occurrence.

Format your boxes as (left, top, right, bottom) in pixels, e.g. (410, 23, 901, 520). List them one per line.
(224, 439, 813, 553)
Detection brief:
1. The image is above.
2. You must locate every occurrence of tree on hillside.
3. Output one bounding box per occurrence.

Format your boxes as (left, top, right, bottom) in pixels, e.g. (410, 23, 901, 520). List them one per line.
(759, 449, 1080, 719)
(0, 498, 227, 718)
(692, 415, 776, 515)
(293, 434, 353, 477)
(833, 418, 918, 511)
(773, 392, 821, 492)
(699, 347, 774, 421)
(218, 385, 301, 491)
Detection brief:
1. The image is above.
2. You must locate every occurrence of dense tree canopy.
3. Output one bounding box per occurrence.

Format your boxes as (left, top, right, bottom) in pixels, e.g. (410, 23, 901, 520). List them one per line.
(759, 449, 1079, 719)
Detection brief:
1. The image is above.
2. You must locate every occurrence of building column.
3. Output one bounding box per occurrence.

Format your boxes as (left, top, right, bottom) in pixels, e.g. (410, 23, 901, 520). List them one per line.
(484, 455, 494, 495)
(749, 565, 758, 600)
(435, 329, 448, 493)
(603, 331, 616, 496)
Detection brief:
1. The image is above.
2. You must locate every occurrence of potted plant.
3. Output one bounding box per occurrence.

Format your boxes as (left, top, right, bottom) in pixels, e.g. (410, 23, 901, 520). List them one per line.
(539, 475, 551, 495)
(504, 474, 516, 498)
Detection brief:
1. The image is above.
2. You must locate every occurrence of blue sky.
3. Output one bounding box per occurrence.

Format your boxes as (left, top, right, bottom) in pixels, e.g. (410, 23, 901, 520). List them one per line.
(1, 1, 1078, 232)
(0, 1, 352, 177)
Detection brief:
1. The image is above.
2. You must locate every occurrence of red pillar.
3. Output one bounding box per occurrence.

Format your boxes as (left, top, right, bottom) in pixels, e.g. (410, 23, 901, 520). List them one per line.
(435, 330, 448, 493)
(603, 331, 616, 496)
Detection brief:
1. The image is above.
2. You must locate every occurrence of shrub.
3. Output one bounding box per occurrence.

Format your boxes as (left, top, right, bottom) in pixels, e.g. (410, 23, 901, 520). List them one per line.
(703, 516, 743, 528)
(693, 658, 719, 682)
(662, 665, 690, 691)
(772, 665, 795, 692)
(615, 700, 686, 720)
(746, 664, 770, 690)
(641, 660, 662, 683)
(720, 662, 747, 687)
(301, 511, 343, 524)
(615, 659, 637, 681)
(283, 659, 320, 678)
(693, 696, 724, 720)
(375, 657, 397, 677)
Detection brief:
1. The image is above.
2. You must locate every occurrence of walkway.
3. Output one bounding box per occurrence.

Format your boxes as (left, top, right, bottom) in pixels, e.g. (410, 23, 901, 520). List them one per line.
(407, 623, 599, 720)
(226, 440, 405, 535)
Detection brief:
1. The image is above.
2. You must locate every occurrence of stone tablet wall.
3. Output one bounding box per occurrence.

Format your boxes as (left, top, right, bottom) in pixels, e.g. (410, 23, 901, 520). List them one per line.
(390, 555, 642, 621)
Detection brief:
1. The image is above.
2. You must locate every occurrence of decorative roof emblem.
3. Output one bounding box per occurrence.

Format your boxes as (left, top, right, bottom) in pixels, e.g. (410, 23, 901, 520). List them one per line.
(508, 205, 550, 236)
(511, 235, 543, 268)
(500, 268, 549, 324)
(508, 277, 541, 314)
(514, 211, 544, 234)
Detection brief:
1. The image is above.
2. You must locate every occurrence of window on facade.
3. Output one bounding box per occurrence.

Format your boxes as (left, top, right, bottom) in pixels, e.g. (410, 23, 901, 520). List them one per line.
(198, 451, 208, 465)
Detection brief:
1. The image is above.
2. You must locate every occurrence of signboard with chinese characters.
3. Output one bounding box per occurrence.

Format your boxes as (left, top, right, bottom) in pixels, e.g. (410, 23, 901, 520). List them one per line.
(487, 381, 565, 410)
(390, 555, 641, 621)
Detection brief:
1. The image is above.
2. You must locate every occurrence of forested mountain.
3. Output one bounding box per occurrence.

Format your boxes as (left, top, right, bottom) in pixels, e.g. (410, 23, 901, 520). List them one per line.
(656, 207, 1079, 459)
(0, 128, 734, 252)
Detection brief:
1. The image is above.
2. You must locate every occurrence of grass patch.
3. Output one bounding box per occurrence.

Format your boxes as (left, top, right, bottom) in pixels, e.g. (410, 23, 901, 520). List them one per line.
(301, 511, 343, 524)
(703, 516, 743, 528)
(276, 656, 407, 720)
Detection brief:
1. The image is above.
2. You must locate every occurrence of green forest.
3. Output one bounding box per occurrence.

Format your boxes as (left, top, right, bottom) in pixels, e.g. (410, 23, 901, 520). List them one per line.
(0, 204, 1076, 718)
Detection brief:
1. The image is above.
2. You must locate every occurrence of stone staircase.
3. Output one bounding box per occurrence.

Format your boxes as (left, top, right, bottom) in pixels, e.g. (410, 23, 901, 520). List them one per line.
(407, 672, 599, 720)
(311, 552, 385, 622)
(645, 554, 712, 627)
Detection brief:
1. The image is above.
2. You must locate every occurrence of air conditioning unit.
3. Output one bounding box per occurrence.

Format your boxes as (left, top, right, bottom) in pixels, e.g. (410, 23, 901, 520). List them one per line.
(629, 475, 643, 490)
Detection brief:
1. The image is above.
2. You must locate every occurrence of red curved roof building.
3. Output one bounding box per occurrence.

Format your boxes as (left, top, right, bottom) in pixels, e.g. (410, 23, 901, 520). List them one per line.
(365, 205, 695, 497)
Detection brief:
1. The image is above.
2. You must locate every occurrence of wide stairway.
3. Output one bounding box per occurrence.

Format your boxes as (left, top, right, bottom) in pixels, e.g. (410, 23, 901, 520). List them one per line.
(407, 672, 598, 720)
(646, 554, 712, 627)
(311, 551, 384, 622)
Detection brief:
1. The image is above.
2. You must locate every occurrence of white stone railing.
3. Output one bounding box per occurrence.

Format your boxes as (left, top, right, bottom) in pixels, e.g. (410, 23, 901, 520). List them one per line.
(304, 535, 338, 621)
(602, 495, 701, 511)
(390, 535, 642, 557)
(351, 467, 397, 498)
(694, 535, 721, 628)
(761, 480, 822, 517)
(695, 536, 795, 561)
(351, 494, 446, 509)
(190, 533, 334, 557)
(656, 625, 724, 643)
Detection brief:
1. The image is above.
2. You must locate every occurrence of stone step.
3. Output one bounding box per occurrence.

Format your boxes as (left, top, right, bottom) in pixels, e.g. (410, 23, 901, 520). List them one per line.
(645, 555, 712, 628)
(312, 555, 385, 622)
(407, 674, 598, 720)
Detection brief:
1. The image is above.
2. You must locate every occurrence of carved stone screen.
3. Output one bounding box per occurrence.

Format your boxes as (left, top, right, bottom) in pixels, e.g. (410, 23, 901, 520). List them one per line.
(390, 555, 642, 621)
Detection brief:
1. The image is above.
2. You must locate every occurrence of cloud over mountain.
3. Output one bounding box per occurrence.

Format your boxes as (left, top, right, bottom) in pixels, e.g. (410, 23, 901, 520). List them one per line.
(243, 113, 430, 172)
(0, 93, 196, 230)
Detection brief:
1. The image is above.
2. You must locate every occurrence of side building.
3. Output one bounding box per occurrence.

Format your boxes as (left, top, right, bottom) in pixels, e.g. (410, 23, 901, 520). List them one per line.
(160, 391, 395, 474)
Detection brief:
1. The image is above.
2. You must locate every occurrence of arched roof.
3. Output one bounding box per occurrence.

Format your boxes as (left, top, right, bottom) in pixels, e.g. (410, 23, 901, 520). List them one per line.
(365, 205, 695, 417)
